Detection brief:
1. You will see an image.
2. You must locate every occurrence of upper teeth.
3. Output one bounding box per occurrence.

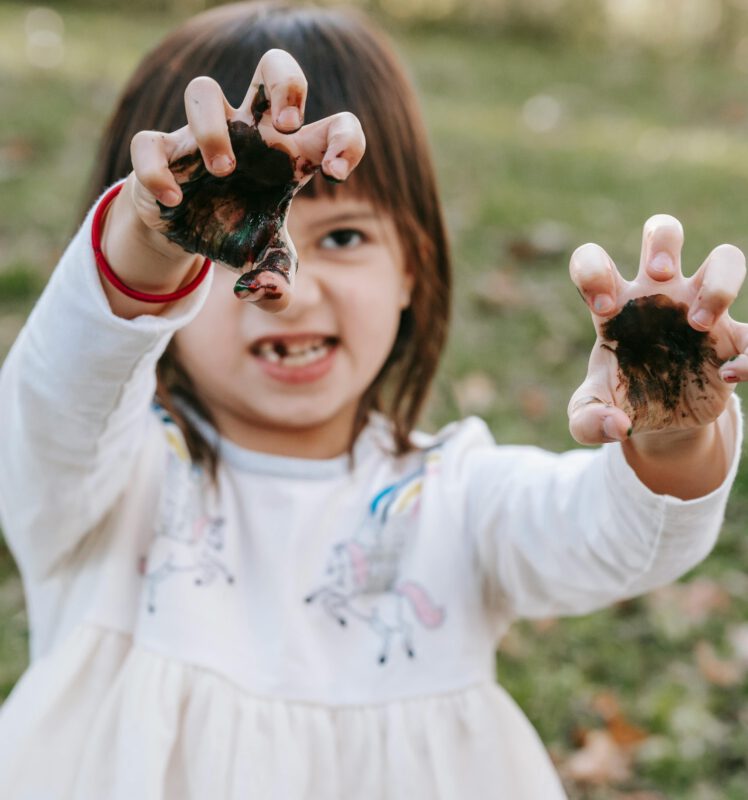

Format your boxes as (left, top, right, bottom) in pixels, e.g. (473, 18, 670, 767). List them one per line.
(255, 338, 333, 366)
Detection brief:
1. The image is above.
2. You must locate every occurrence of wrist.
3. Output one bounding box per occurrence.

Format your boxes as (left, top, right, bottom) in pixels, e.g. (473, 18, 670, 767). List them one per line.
(624, 423, 716, 460)
(622, 417, 728, 499)
(94, 181, 211, 318)
(101, 179, 196, 279)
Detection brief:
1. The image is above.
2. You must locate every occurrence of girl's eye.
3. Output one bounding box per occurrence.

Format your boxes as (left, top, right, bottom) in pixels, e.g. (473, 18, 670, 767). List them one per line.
(320, 229, 364, 250)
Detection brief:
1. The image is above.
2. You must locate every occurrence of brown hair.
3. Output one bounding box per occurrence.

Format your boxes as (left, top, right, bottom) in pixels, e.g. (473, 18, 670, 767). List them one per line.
(85, 1, 451, 471)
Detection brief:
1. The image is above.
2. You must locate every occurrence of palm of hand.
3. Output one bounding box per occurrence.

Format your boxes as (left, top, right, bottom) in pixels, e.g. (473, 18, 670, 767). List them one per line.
(129, 50, 364, 311)
(159, 86, 335, 303)
(569, 215, 746, 443)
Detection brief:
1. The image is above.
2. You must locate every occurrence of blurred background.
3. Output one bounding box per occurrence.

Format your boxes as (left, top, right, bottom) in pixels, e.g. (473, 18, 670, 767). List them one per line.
(2, 0, 748, 797)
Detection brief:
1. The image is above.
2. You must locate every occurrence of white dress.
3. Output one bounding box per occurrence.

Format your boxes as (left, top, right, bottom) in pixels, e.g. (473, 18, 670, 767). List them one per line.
(0, 197, 741, 799)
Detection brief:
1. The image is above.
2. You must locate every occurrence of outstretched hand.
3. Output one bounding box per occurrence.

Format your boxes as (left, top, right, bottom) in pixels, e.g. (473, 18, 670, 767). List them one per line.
(568, 215, 747, 445)
(127, 48, 365, 311)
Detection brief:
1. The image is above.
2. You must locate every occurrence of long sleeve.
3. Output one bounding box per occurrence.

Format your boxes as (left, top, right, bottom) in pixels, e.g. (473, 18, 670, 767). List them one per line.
(452, 398, 742, 620)
(0, 191, 212, 581)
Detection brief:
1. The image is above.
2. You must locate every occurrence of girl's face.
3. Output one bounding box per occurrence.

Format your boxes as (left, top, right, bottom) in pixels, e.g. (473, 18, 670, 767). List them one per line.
(173, 190, 412, 458)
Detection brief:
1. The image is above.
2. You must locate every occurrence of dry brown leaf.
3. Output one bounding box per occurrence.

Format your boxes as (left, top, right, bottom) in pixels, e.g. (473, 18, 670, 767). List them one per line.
(680, 579, 731, 621)
(453, 371, 497, 415)
(530, 617, 558, 634)
(472, 269, 526, 311)
(507, 220, 571, 262)
(562, 729, 632, 785)
(647, 578, 731, 633)
(591, 691, 649, 749)
(519, 385, 550, 421)
(694, 640, 745, 687)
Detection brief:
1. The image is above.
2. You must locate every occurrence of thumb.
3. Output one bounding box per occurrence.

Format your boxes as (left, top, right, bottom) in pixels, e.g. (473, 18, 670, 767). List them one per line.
(568, 382, 632, 445)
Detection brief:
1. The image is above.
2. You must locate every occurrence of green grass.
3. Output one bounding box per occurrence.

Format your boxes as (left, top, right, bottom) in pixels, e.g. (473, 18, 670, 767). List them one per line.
(2, 3, 748, 797)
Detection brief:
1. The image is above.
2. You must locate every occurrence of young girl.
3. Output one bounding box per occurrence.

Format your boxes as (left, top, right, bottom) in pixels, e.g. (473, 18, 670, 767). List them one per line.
(0, 2, 745, 798)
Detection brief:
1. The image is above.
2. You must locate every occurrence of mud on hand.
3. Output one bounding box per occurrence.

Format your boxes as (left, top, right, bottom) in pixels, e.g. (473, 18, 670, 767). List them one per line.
(158, 86, 316, 306)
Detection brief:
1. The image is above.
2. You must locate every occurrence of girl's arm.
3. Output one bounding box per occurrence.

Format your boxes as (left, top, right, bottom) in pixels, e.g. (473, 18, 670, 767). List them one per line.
(0, 204, 211, 581)
(456, 396, 740, 621)
(460, 214, 745, 619)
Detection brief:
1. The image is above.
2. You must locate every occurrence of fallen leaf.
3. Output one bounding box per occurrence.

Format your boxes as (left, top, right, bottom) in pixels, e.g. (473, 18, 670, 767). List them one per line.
(694, 640, 745, 687)
(562, 729, 632, 785)
(646, 578, 731, 637)
(519, 385, 550, 421)
(530, 617, 558, 634)
(507, 220, 571, 262)
(472, 269, 526, 311)
(454, 371, 497, 415)
(591, 691, 649, 749)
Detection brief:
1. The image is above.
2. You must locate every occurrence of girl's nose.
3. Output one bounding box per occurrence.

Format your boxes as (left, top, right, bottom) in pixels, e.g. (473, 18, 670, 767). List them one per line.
(282, 260, 324, 317)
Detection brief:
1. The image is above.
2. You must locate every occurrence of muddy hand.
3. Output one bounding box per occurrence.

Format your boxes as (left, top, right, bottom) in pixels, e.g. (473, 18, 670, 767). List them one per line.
(130, 49, 365, 312)
(567, 215, 748, 444)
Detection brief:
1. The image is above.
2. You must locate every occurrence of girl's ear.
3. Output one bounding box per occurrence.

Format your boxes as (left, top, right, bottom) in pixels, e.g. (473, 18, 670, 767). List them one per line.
(399, 270, 414, 310)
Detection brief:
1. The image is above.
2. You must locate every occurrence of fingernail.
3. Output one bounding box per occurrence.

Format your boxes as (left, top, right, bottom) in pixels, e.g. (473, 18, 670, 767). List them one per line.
(277, 107, 301, 130)
(161, 190, 181, 206)
(691, 307, 714, 329)
(602, 416, 622, 441)
(722, 370, 739, 383)
(327, 157, 348, 180)
(593, 294, 615, 314)
(650, 251, 674, 275)
(211, 155, 233, 175)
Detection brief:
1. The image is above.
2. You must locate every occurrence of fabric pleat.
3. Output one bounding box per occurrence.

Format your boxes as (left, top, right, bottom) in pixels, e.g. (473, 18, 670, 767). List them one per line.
(0, 624, 567, 799)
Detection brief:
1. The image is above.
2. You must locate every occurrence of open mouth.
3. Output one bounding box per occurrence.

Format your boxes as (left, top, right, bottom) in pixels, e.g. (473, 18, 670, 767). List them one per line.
(250, 335, 339, 368)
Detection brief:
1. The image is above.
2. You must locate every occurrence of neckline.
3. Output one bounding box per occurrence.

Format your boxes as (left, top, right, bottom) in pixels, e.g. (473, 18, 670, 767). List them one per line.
(177, 402, 386, 479)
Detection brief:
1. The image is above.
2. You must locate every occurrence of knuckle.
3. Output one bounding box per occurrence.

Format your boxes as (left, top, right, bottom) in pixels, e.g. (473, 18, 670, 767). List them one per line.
(136, 165, 168, 189)
(700, 285, 734, 309)
(130, 129, 156, 151)
(197, 129, 229, 154)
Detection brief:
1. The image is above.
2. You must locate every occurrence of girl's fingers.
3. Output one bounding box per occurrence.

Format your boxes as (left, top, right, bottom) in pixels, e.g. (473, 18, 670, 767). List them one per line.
(130, 130, 182, 206)
(294, 112, 366, 181)
(243, 49, 308, 132)
(184, 76, 236, 176)
(719, 352, 748, 384)
(687, 243, 746, 332)
(637, 214, 683, 282)
(569, 242, 621, 317)
(568, 390, 632, 445)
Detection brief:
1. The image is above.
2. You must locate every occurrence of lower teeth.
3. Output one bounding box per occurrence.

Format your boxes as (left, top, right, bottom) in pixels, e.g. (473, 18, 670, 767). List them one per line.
(262, 345, 330, 366)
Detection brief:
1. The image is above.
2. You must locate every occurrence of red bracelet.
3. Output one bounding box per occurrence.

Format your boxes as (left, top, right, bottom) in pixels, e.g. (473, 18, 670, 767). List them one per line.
(91, 182, 212, 303)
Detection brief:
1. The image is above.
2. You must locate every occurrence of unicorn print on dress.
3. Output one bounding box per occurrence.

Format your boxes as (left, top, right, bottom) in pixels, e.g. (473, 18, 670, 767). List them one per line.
(305, 449, 445, 664)
(141, 406, 235, 612)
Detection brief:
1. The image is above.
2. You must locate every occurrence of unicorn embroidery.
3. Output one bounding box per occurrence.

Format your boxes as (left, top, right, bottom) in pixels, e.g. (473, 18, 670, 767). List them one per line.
(140, 406, 235, 612)
(305, 451, 445, 664)
(143, 513, 234, 612)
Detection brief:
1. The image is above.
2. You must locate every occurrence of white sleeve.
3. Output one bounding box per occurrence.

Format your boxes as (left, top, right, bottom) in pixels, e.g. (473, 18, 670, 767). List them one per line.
(453, 397, 742, 620)
(0, 190, 212, 580)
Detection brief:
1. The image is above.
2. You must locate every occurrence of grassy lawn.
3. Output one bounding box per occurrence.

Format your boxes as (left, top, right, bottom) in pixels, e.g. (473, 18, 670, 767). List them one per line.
(1, 2, 748, 797)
